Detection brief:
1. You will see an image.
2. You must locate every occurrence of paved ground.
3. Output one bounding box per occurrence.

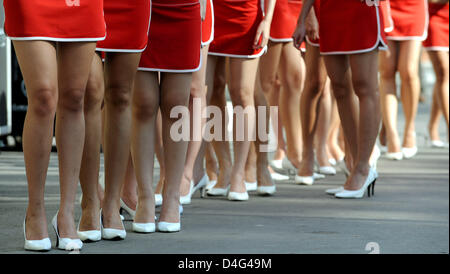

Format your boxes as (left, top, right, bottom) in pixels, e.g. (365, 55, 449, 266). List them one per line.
(0, 96, 448, 254)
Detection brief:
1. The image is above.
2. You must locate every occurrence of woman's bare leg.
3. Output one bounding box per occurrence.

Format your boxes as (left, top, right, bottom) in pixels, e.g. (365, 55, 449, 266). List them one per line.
(327, 97, 345, 162)
(79, 53, 104, 232)
(428, 50, 450, 141)
(209, 56, 233, 190)
(379, 40, 401, 153)
(298, 44, 328, 177)
(121, 154, 138, 211)
(102, 52, 141, 230)
(14, 41, 58, 240)
(55, 42, 97, 238)
(398, 40, 422, 148)
(315, 79, 333, 168)
(180, 45, 209, 196)
(228, 58, 259, 194)
(269, 74, 286, 160)
(131, 71, 160, 224)
(428, 89, 442, 142)
(325, 50, 381, 190)
(155, 110, 165, 195)
(279, 42, 305, 168)
(160, 72, 192, 223)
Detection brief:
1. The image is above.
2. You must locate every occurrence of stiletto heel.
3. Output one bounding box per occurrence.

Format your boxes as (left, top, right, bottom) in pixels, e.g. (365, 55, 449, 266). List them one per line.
(335, 168, 378, 199)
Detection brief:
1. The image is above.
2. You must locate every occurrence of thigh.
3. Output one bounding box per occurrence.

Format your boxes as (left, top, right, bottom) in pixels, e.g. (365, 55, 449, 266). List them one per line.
(191, 45, 210, 98)
(104, 52, 142, 90)
(379, 40, 399, 77)
(160, 72, 193, 112)
(259, 42, 283, 86)
(304, 43, 327, 85)
(12, 41, 58, 102)
(349, 50, 380, 93)
(57, 42, 97, 94)
(428, 51, 450, 79)
(279, 42, 304, 85)
(397, 40, 422, 76)
(323, 54, 351, 93)
(228, 57, 260, 101)
(133, 71, 160, 111)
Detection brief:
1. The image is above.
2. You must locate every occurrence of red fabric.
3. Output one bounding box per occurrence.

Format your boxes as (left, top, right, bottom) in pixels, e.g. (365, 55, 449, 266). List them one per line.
(423, 3, 449, 51)
(139, 0, 202, 72)
(387, 0, 428, 40)
(202, 0, 214, 45)
(270, 0, 302, 41)
(3, 0, 105, 40)
(97, 0, 151, 52)
(209, 0, 265, 58)
(319, 0, 387, 54)
(380, 0, 394, 33)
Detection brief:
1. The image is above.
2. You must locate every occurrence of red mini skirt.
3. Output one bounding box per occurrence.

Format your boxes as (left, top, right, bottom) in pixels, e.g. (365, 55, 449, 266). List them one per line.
(202, 0, 215, 46)
(138, 0, 202, 72)
(387, 0, 429, 41)
(319, 0, 387, 55)
(97, 0, 151, 52)
(423, 3, 449, 52)
(3, 0, 106, 41)
(270, 0, 302, 42)
(209, 0, 266, 58)
(380, 0, 394, 33)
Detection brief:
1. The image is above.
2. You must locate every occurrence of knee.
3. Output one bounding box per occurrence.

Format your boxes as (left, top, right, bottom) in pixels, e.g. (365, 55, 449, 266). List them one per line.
(230, 85, 254, 107)
(84, 79, 104, 111)
(352, 78, 378, 99)
(190, 81, 204, 98)
(398, 65, 419, 84)
(380, 64, 397, 80)
(330, 79, 350, 100)
(284, 71, 303, 95)
(104, 84, 132, 112)
(304, 76, 325, 97)
(29, 86, 57, 117)
(434, 62, 449, 83)
(132, 96, 159, 121)
(59, 87, 85, 112)
(260, 76, 277, 97)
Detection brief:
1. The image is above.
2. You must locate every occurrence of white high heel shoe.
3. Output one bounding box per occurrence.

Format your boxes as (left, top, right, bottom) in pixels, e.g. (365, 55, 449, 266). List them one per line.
(120, 199, 136, 219)
(23, 219, 51, 252)
(100, 211, 126, 240)
(180, 181, 194, 205)
(294, 173, 325, 186)
(257, 185, 276, 196)
(335, 168, 378, 199)
(270, 171, 289, 181)
(245, 181, 257, 192)
(206, 185, 230, 197)
(132, 205, 156, 234)
(157, 222, 181, 233)
(402, 146, 418, 159)
(270, 159, 283, 170)
(385, 151, 403, 161)
(205, 179, 217, 191)
(76, 212, 101, 242)
(228, 191, 249, 201)
(282, 157, 298, 175)
(325, 186, 344, 195)
(318, 166, 337, 176)
(155, 194, 163, 207)
(52, 213, 83, 251)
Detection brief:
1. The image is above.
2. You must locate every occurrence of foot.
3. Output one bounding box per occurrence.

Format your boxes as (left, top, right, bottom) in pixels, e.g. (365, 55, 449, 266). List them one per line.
(256, 162, 274, 187)
(343, 164, 370, 191)
(316, 145, 333, 168)
(245, 163, 257, 184)
(212, 163, 232, 189)
(159, 195, 180, 223)
(25, 208, 49, 240)
(229, 170, 247, 193)
(79, 199, 101, 232)
(102, 205, 124, 230)
(402, 130, 416, 149)
(180, 173, 193, 197)
(56, 210, 78, 239)
(134, 197, 155, 224)
(297, 152, 315, 177)
(120, 193, 137, 212)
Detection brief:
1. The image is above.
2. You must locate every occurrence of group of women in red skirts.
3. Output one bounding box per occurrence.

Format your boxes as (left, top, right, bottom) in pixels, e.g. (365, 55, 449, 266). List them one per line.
(3, 0, 448, 252)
